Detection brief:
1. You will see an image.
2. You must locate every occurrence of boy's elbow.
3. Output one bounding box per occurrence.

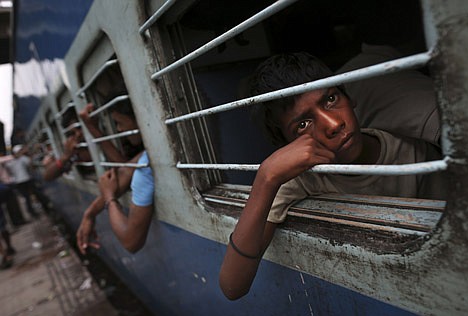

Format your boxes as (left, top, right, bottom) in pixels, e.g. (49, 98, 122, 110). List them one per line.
(219, 274, 250, 300)
(221, 287, 249, 301)
(42, 172, 53, 182)
(121, 231, 149, 253)
(123, 240, 145, 253)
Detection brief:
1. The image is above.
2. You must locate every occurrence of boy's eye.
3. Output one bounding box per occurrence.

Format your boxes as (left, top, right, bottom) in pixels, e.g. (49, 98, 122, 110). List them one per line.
(325, 93, 339, 109)
(297, 120, 312, 132)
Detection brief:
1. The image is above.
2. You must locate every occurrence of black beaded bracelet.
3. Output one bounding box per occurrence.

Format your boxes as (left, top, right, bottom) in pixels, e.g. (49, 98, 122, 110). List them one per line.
(229, 233, 260, 260)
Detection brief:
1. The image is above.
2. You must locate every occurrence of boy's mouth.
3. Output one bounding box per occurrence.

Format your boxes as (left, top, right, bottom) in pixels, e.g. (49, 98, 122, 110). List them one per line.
(336, 133, 354, 153)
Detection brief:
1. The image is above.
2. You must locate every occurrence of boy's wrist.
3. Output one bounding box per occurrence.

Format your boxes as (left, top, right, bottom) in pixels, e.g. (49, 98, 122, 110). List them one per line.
(84, 210, 97, 220)
(86, 124, 102, 137)
(104, 197, 119, 210)
(256, 166, 282, 192)
(61, 152, 72, 161)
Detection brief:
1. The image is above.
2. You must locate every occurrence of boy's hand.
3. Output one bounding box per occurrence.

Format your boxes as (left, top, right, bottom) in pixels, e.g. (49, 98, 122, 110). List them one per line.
(63, 134, 79, 159)
(99, 169, 119, 201)
(79, 103, 100, 132)
(260, 134, 335, 185)
(76, 215, 100, 255)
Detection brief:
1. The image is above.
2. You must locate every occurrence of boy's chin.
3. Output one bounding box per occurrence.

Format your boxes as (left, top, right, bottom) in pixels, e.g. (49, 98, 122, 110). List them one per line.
(336, 146, 363, 164)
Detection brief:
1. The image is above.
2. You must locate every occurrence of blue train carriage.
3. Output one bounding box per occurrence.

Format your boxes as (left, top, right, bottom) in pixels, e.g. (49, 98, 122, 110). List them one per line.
(26, 0, 468, 315)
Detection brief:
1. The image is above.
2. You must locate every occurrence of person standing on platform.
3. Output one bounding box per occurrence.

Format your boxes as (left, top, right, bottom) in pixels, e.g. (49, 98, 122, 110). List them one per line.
(0, 154, 27, 226)
(4, 145, 48, 219)
(0, 179, 16, 269)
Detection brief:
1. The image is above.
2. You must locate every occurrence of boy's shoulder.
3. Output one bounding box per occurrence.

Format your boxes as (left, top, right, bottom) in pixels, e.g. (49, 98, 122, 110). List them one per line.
(361, 127, 436, 146)
(361, 127, 442, 164)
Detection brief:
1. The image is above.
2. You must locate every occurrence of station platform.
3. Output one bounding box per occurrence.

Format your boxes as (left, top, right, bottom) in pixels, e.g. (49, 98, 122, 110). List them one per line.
(0, 215, 119, 316)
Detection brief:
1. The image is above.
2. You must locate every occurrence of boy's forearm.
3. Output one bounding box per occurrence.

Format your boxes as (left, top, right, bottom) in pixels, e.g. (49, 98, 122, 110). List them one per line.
(42, 161, 64, 181)
(106, 200, 136, 251)
(84, 196, 106, 218)
(83, 124, 102, 138)
(108, 203, 153, 253)
(219, 167, 280, 299)
(99, 142, 127, 163)
(232, 170, 280, 252)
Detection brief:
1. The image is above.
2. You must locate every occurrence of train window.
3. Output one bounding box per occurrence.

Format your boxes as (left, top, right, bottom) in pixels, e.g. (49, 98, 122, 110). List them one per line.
(50, 83, 94, 180)
(56, 103, 95, 180)
(81, 62, 143, 164)
(144, 0, 447, 251)
(74, 34, 146, 182)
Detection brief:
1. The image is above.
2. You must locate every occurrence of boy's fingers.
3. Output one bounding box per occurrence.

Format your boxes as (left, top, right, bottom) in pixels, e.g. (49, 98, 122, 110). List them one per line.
(77, 236, 87, 255)
(314, 147, 336, 161)
(88, 242, 100, 250)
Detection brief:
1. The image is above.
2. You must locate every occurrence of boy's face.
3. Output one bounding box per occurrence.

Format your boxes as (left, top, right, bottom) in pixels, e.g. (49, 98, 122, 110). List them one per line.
(276, 87, 363, 164)
(111, 111, 142, 146)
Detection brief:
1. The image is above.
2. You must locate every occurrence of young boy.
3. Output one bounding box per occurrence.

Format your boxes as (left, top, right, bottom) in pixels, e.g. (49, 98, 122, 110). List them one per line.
(218, 52, 446, 300)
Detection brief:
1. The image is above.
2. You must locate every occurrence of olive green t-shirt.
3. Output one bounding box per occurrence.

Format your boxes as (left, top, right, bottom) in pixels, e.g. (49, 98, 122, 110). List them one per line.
(267, 128, 446, 224)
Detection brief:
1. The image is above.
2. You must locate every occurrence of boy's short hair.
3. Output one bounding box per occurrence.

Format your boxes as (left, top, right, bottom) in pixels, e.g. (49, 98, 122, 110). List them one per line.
(103, 80, 135, 119)
(111, 98, 135, 119)
(249, 52, 337, 146)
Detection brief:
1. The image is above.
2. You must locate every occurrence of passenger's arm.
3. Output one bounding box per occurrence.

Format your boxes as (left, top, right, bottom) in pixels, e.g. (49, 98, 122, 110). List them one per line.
(76, 196, 104, 255)
(107, 202, 153, 253)
(219, 134, 335, 300)
(79, 103, 127, 163)
(76, 156, 140, 254)
(99, 167, 153, 253)
(42, 134, 79, 181)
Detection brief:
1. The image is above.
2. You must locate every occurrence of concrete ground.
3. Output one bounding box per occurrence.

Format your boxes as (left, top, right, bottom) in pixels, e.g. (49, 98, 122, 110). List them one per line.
(0, 215, 119, 316)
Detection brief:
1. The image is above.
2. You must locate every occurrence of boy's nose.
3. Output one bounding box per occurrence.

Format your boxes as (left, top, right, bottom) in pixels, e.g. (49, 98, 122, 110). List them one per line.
(319, 112, 344, 138)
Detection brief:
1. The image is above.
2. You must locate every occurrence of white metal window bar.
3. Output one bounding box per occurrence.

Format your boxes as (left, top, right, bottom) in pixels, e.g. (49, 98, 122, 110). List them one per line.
(177, 157, 449, 176)
(150, 0, 299, 81)
(100, 162, 149, 168)
(55, 102, 75, 119)
(62, 122, 81, 134)
(92, 129, 140, 144)
(139, 0, 176, 35)
(88, 95, 130, 118)
(165, 51, 432, 124)
(76, 59, 118, 98)
(75, 161, 95, 167)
